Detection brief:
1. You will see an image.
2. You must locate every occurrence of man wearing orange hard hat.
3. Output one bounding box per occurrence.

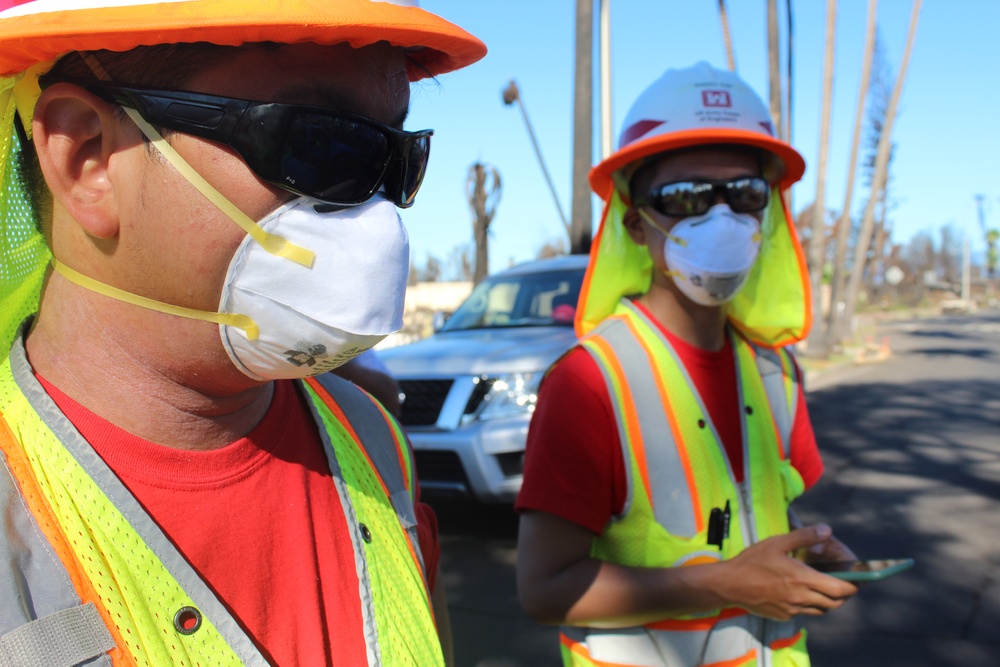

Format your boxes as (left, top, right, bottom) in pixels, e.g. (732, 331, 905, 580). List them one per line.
(0, 1, 484, 665)
(516, 62, 858, 667)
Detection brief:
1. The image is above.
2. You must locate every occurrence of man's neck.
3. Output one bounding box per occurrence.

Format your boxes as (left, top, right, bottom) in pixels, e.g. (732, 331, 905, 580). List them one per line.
(24, 278, 274, 451)
(635, 279, 729, 351)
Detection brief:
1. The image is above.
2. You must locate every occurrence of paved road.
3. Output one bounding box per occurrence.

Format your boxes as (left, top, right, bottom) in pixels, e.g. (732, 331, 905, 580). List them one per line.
(432, 310, 1000, 667)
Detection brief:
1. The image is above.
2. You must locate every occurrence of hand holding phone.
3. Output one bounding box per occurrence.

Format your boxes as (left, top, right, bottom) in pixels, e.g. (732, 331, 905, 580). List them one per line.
(809, 558, 914, 582)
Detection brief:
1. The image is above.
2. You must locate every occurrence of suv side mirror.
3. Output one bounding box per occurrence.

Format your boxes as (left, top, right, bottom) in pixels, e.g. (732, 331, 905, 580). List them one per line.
(432, 311, 450, 333)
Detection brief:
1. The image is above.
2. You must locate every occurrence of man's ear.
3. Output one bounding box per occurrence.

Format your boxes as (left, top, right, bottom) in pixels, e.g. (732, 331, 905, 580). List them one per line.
(32, 84, 125, 239)
(622, 207, 647, 246)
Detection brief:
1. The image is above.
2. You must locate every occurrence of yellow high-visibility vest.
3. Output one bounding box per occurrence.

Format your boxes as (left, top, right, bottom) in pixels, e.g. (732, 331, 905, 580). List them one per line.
(560, 300, 809, 667)
(0, 328, 441, 667)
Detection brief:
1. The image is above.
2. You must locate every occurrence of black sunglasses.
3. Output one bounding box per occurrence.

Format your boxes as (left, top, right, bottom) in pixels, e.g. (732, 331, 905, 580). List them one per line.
(636, 177, 771, 218)
(38, 77, 432, 208)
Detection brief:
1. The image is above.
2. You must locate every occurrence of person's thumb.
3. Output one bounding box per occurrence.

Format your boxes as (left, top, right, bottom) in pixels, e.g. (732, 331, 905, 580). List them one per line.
(774, 524, 832, 555)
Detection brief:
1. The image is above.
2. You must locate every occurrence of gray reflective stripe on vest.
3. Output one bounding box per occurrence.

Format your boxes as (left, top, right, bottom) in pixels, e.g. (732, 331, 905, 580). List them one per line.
(309, 373, 422, 570)
(0, 444, 112, 667)
(0, 437, 84, 635)
(753, 346, 797, 459)
(0, 603, 113, 667)
(302, 373, 424, 667)
(6, 336, 271, 667)
(586, 303, 736, 537)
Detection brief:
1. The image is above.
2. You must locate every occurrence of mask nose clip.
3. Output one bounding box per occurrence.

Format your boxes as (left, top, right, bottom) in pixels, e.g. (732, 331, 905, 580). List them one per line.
(313, 203, 351, 214)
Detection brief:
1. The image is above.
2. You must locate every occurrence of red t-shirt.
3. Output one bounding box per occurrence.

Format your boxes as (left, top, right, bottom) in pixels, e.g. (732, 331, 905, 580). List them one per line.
(516, 305, 824, 535)
(37, 376, 439, 667)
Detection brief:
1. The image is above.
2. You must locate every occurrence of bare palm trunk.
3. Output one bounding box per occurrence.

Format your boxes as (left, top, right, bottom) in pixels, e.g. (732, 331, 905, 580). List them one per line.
(767, 0, 783, 137)
(842, 0, 922, 333)
(804, 0, 837, 357)
(718, 0, 736, 71)
(869, 198, 889, 291)
(825, 0, 877, 347)
(571, 0, 594, 254)
(467, 163, 502, 285)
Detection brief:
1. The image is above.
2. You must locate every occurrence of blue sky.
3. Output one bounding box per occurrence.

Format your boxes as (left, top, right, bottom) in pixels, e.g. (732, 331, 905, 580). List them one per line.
(402, 1, 995, 277)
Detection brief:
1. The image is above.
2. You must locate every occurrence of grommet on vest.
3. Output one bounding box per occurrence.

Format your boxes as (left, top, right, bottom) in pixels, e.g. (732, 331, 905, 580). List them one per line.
(174, 606, 203, 635)
(359, 523, 373, 544)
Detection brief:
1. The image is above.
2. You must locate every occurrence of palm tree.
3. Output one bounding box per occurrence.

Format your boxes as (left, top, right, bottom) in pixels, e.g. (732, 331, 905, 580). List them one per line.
(842, 0, 922, 335)
(824, 0, 878, 348)
(718, 0, 736, 71)
(466, 162, 502, 284)
(804, 0, 837, 357)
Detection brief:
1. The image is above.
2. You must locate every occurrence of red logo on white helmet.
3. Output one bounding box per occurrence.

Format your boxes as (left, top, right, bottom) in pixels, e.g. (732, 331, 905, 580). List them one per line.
(701, 90, 731, 108)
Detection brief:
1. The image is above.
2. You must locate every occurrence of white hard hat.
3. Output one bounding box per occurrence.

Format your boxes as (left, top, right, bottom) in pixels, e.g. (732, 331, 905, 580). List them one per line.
(590, 61, 805, 201)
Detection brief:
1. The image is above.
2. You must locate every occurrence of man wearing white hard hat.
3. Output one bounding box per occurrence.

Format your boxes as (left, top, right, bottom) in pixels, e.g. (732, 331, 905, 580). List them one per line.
(516, 62, 857, 667)
(0, 1, 485, 665)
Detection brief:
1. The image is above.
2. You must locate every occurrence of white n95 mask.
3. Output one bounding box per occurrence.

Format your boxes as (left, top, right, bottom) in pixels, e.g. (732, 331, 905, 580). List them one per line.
(642, 203, 762, 306)
(46, 82, 409, 381)
(219, 195, 409, 381)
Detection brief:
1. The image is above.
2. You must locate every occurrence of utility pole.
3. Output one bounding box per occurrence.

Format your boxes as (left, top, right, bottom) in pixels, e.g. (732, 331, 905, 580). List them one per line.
(717, 0, 736, 71)
(599, 0, 612, 160)
(766, 0, 783, 139)
(570, 0, 594, 254)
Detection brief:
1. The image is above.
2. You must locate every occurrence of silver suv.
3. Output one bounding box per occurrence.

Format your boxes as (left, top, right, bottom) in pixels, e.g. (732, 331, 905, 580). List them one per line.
(379, 255, 587, 503)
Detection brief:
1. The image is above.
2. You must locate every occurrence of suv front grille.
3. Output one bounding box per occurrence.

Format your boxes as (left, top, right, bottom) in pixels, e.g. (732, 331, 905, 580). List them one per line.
(398, 379, 454, 426)
(414, 450, 468, 484)
(464, 377, 495, 415)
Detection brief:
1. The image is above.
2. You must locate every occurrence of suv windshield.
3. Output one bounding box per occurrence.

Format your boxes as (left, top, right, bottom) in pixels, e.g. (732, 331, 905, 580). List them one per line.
(440, 269, 584, 332)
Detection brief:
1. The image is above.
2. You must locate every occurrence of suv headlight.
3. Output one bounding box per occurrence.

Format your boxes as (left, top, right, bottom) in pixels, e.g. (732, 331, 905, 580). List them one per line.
(476, 372, 541, 421)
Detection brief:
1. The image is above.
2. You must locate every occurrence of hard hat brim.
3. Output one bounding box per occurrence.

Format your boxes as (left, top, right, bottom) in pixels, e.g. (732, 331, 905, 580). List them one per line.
(589, 127, 806, 201)
(0, 0, 486, 79)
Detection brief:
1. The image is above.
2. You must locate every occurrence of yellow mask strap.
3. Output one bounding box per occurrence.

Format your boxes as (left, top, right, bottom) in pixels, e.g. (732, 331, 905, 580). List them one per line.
(637, 208, 687, 247)
(51, 258, 259, 340)
(81, 54, 315, 269)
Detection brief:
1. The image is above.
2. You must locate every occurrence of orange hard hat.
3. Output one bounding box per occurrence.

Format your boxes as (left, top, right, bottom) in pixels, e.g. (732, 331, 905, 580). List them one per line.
(0, 0, 486, 79)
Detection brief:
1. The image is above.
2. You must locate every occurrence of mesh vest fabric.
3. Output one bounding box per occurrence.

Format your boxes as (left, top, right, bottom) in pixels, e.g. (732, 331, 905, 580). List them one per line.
(0, 337, 439, 666)
(0, 75, 48, 362)
(303, 378, 441, 667)
(0, 352, 253, 667)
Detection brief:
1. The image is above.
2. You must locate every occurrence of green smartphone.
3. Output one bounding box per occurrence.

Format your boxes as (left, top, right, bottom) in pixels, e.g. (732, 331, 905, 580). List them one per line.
(810, 558, 915, 582)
